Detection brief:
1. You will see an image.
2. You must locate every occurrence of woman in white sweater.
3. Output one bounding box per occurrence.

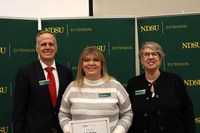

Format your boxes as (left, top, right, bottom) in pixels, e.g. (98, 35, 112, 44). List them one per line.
(59, 46, 133, 133)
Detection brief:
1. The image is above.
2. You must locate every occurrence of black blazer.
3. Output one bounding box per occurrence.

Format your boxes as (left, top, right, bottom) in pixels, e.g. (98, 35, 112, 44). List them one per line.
(13, 60, 73, 133)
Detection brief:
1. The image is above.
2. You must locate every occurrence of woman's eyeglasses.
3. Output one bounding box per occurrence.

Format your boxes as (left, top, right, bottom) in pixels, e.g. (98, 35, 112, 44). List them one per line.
(141, 52, 159, 57)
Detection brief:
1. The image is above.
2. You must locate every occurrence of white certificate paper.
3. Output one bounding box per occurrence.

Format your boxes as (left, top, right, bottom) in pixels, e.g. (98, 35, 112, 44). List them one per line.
(69, 118, 110, 133)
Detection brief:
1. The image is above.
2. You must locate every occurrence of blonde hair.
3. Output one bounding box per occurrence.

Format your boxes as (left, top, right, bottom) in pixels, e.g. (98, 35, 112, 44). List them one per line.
(75, 46, 114, 88)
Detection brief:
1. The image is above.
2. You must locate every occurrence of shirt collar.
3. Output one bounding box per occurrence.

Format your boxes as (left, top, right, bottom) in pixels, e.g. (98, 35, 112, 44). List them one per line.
(39, 60, 57, 70)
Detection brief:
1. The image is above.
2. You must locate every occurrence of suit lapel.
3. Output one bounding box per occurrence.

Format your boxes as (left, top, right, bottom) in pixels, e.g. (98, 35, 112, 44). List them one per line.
(56, 64, 63, 100)
(34, 61, 54, 108)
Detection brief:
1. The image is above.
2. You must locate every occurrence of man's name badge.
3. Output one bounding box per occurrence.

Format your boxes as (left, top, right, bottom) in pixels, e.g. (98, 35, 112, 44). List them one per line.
(135, 89, 146, 95)
(39, 80, 50, 86)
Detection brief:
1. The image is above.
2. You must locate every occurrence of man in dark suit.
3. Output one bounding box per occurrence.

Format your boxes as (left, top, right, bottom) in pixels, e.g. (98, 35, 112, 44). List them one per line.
(12, 30, 73, 133)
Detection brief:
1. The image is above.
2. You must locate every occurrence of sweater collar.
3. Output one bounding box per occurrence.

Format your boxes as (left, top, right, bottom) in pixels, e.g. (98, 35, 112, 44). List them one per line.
(84, 77, 105, 86)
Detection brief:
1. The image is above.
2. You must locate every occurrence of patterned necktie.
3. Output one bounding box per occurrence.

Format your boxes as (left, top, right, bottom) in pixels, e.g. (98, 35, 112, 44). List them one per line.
(45, 67, 57, 108)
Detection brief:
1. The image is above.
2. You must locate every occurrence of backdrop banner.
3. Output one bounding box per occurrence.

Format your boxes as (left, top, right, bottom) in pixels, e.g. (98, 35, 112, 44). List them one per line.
(0, 17, 135, 133)
(2, 14, 199, 133)
(41, 17, 136, 87)
(0, 18, 38, 133)
(137, 13, 200, 132)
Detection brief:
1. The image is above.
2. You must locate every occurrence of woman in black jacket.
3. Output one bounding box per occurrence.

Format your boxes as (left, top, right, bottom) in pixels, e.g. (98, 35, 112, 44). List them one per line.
(127, 41, 196, 133)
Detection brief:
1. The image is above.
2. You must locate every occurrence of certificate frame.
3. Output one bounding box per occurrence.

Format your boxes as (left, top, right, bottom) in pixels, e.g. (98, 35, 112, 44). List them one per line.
(69, 118, 110, 133)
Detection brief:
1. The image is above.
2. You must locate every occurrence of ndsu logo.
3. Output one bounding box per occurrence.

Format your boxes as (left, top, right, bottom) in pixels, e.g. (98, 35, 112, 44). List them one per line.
(0, 126, 8, 133)
(96, 45, 106, 52)
(0, 47, 6, 54)
(195, 117, 200, 124)
(182, 42, 200, 49)
(45, 27, 64, 34)
(0, 87, 7, 94)
(140, 25, 159, 32)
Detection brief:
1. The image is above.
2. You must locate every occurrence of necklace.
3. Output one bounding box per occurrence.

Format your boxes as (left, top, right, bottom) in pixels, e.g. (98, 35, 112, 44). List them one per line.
(150, 84, 155, 98)
(146, 70, 160, 98)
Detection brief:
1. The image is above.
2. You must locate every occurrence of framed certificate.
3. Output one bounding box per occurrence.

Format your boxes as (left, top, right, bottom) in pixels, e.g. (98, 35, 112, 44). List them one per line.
(69, 118, 110, 133)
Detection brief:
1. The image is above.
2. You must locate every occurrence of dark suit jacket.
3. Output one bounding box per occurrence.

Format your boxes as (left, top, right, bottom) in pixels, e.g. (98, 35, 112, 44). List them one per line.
(13, 60, 73, 133)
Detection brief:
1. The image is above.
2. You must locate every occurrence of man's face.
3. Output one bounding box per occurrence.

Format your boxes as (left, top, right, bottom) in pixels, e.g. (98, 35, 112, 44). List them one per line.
(36, 33, 58, 63)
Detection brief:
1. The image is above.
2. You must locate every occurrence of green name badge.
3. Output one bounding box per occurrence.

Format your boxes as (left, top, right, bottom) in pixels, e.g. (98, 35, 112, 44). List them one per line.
(99, 93, 111, 98)
(135, 89, 146, 95)
(39, 80, 50, 86)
